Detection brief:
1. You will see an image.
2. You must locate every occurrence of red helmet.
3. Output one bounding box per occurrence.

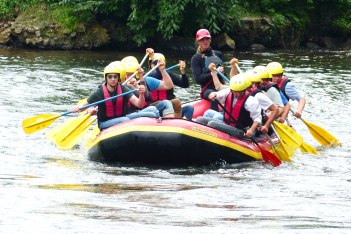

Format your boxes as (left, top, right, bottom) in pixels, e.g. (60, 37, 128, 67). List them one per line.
(196, 29, 211, 41)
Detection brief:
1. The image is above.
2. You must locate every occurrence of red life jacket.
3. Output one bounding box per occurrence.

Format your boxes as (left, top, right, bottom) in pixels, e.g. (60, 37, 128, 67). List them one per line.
(150, 77, 168, 101)
(102, 83, 124, 118)
(223, 92, 252, 129)
(276, 76, 290, 100)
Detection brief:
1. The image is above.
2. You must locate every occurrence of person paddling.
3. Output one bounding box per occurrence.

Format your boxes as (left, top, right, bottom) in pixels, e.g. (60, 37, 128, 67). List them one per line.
(197, 73, 262, 138)
(72, 62, 159, 130)
(191, 29, 226, 111)
(267, 62, 306, 118)
(147, 49, 194, 119)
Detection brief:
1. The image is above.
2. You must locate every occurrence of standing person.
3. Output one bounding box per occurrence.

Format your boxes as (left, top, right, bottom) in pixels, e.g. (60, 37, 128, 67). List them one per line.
(191, 29, 226, 111)
(147, 49, 194, 119)
(267, 62, 306, 118)
(197, 73, 262, 138)
(72, 62, 159, 130)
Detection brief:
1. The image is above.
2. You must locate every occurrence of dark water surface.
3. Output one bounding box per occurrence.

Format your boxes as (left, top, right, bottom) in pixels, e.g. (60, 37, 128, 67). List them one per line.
(0, 48, 350, 233)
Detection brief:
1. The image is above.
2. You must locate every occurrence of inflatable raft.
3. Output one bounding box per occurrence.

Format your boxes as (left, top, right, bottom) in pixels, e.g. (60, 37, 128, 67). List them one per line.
(86, 100, 276, 165)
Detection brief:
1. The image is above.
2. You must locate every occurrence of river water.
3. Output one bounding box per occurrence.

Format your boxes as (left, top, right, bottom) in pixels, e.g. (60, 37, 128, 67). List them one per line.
(0, 48, 350, 233)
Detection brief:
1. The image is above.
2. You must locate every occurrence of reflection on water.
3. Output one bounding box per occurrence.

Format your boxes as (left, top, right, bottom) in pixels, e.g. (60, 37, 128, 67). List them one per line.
(0, 48, 350, 233)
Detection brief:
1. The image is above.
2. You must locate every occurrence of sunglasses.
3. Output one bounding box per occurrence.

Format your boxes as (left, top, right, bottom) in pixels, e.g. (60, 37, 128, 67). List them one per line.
(107, 74, 119, 80)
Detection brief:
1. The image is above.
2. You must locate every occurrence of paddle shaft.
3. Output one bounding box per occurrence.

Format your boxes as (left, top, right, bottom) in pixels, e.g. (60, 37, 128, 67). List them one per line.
(215, 68, 230, 83)
(78, 89, 137, 112)
(135, 63, 179, 85)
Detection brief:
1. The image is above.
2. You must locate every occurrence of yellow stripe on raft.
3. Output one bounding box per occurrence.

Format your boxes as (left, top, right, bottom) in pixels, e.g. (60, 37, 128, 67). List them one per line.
(86, 125, 262, 160)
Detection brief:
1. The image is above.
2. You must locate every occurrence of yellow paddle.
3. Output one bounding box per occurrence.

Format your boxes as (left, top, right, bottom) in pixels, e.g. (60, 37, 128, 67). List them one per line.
(52, 113, 91, 144)
(272, 121, 303, 150)
(46, 98, 92, 142)
(285, 119, 318, 154)
(84, 125, 100, 148)
(263, 132, 292, 162)
(291, 110, 341, 146)
(57, 115, 96, 150)
(22, 89, 136, 134)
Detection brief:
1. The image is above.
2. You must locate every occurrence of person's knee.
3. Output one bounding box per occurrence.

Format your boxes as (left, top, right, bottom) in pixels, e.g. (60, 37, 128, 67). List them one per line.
(171, 98, 182, 118)
(161, 100, 175, 117)
(182, 105, 194, 119)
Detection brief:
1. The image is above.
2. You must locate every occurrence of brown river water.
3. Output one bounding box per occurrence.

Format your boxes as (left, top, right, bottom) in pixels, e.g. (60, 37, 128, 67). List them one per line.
(0, 48, 350, 233)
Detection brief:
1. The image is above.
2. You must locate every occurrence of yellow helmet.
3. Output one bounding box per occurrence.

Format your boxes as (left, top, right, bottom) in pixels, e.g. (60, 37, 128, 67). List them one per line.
(104, 61, 126, 83)
(123, 61, 139, 74)
(230, 73, 247, 92)
(244, 70, 255, 87)
(121, 56, 139, 64)
(266, 62, 284, 75)
(244, 69, 260, 83)
(253, 65, 270, 80)
(150, 53, 166, 63)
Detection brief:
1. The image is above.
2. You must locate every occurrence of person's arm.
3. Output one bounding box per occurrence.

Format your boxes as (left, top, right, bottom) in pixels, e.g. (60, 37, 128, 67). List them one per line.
(156, 61, 173, 90)
(229, 58, 239, 78)
(169, 60, 189, 88)
(295, 98, 306, 118)
(285, 82, 305, 118)
(279, 101, 291, 123)
(261, 103, 278, 134)
(208, 63, 225, 90)
(245, 96, 262, 137)
(191, 53, 213, 86)
(129, 85, 145, 108)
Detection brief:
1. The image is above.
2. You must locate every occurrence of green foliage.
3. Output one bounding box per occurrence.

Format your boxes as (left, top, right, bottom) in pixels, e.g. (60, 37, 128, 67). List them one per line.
(1, 0, 351, 45)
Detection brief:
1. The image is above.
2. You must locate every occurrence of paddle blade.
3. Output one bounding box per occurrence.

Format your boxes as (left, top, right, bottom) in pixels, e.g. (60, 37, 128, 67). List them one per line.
(22, 114, 61, 134)
(57, 117, 96, 150)
(300, 141, 319, 155)
(84, 125, 100, 147)
(53, 114, 91, 144)
(77, 98, 87, 106)
(257, 145, 282, 167)
(276, 140, 295, 162)
(46, 117, 78, 142)
(274, 141, 294, 162)
(273, 121, 303, 149)
(302, 119, 341, 146)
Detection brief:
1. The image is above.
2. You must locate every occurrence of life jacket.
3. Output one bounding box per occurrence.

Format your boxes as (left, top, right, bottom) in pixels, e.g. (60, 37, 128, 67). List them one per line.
(223, 92, 252, 129)
(101, 83, 124, 118)
(276, 76, 290, 100)
(150, 88, 168, 101)
(264, 82, 280, 93)
(146, 73, 174, 101)
(198, 50, 224, 97)
(250, 88, 262, 97)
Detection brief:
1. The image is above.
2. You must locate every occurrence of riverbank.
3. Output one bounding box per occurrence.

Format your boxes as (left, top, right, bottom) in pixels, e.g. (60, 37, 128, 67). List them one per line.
(1, 5, 351, 51)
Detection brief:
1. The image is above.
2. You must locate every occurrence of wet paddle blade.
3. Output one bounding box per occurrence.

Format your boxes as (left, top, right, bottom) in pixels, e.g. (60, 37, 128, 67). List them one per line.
(300, 141, 319, 154)
(57, 117, 96, 150)
(22, 113, 61, 134)
(273, 121, 303, 149)
(301, 119, 341, 146)
(257, 145, 282, 167)
(277, 140, 294, 160)
(77, 98, 87, 106)
(46, 117, 78, 142)
(274, 140, 293, 162)
(84, 125, 100, 148)
(53, 113, 91, 144)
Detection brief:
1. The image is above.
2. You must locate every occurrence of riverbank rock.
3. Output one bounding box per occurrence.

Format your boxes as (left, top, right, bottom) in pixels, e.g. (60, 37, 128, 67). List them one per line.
(0, 12, 110, 50)
(0, 21, 12, 45)
(212, 33, 235, 50)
